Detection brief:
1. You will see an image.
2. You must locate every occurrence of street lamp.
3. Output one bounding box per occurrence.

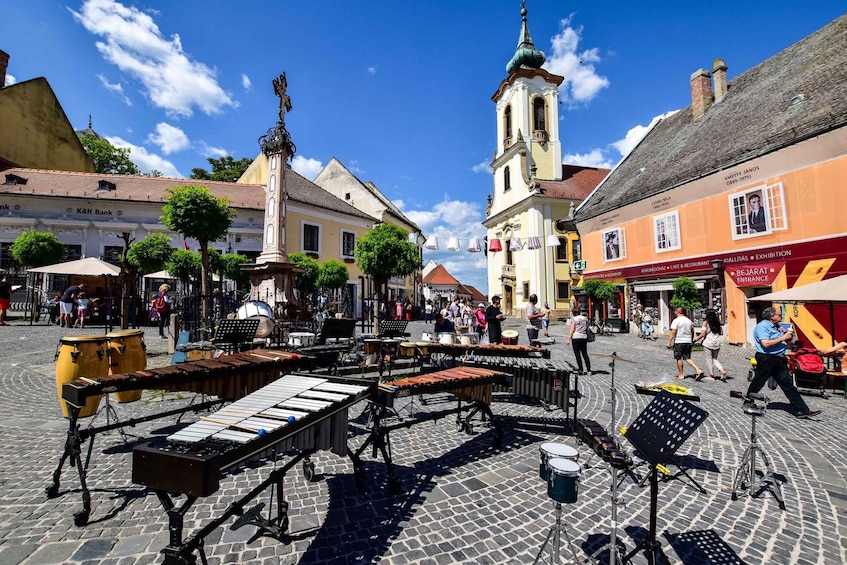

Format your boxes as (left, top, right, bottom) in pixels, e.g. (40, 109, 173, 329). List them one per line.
(710, 258, 725, 288)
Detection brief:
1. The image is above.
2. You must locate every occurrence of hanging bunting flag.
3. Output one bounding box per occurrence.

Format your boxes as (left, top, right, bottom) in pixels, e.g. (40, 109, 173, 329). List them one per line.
(509, 237, 523, 251)
(489, 238, 502, 253)
(546, 234, 561, 247)
(446, 237, 460, 251)
(424, 235, 439, 250)
(526, 236, 541, 250)
(467, 238, 482, 252)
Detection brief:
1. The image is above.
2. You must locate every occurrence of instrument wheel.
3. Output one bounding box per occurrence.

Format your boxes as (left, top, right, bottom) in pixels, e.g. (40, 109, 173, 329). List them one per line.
(45, 485, 59, 499)
(303, 461, 316, 482)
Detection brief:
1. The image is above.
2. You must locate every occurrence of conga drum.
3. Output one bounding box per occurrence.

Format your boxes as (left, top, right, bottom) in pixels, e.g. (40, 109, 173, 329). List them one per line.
(106, 329, 146, 403)
(399, 342, 418, 358)
(56, 336, 108, 418)
(502, 330, 519, 345)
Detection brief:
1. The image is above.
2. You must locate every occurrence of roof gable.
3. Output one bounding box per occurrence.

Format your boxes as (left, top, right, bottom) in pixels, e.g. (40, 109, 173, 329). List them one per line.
(422, 264, 461, 286)
(577, 15, 847, 221)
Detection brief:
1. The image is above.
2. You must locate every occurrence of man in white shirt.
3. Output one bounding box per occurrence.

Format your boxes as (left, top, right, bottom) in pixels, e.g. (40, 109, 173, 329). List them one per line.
(667, 307, 704, 380)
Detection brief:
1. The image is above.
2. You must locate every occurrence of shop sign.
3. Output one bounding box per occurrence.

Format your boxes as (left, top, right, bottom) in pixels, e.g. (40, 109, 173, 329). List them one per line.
(725, 261, 784, 287)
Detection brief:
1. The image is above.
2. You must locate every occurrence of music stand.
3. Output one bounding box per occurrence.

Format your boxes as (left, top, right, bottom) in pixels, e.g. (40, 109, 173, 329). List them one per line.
(212, 319, 261, 354)
(378, 319, 409, 339)
(315, 318, 357, 345)
(622, 391, 708, 565)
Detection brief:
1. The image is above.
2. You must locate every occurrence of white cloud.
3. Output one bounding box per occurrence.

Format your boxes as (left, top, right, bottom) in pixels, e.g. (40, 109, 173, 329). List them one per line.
(4, 73, 17, 86)
(545, 16, 609, 106)
(196, 141, 228, 158)
(146, 122, 190, 154)
(71, 0, 236, 118)
(471, 160, 492, 174)
(611, 110, 678, 158)
(346, 160, 364, 175)
(291, 155, 323, 180)
(106, 135, 183, 177)
(562, 148, 614, 169)
(367, 66, 377, 74)
(241, 74, 251, 90)
(96, 73, 132, 105)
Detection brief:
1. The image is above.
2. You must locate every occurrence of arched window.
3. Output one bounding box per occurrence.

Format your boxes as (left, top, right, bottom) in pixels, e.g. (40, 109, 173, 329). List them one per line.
(533, 97, 546, 132)
(504, 105, 513, 139)
(504, 166, 511, 192)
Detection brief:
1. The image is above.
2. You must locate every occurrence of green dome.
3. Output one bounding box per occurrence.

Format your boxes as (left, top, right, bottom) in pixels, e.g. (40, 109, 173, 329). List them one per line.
(506, 5, 546, 74)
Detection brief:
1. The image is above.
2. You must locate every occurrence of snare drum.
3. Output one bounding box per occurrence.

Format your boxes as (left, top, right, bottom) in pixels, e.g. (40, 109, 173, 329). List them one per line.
(539, 443, 579, 480)
(288, 332, 315, 347)
(56, 336, 109, 418)
(547, 458, 580, 504)
(502, 330, 519, 345)
(399, 342, 418, 358)
(363, 339, 382, 354)
(458, 333, 478, 346)
(237, 301, 276, 337)
(438, 332, 455, 345)
(106, 329, 146, 403)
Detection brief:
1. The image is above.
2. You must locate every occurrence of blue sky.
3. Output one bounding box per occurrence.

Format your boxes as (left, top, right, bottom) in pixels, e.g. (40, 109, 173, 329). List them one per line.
(4, 0, 845, 293)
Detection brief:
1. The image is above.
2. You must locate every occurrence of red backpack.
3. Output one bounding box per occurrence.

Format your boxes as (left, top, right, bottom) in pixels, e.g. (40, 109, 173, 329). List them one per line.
(154, 292, 169, 313)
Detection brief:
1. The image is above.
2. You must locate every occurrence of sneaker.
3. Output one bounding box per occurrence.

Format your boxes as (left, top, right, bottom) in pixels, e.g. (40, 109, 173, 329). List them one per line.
(795, 410, 821, 419)
(160, 335, 168, 340)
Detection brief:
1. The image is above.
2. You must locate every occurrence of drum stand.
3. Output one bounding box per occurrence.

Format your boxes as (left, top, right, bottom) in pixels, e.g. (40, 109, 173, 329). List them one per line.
(534, 501, 583, 564)
(730, 398, 785, 509)
(89, 394, 129, 441)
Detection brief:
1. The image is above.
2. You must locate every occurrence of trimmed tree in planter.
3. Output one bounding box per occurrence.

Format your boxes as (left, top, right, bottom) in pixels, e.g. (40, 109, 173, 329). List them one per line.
(582, 280, 617, 321)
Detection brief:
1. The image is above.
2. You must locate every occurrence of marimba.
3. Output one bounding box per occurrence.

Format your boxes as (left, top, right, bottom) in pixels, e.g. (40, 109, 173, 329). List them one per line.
(463, 356, 571, 412)
(353, 366, 509, 491)
(133, 373, 371, 564)
(48, 350, 312, 526)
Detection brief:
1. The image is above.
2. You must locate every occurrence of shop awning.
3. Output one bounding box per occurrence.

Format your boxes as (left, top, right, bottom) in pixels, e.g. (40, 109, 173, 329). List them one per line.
(632, 276, 710, 293)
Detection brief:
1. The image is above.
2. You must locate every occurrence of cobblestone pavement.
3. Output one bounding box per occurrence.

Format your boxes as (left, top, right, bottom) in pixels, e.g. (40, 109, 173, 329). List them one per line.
(0, 318, 845, 564)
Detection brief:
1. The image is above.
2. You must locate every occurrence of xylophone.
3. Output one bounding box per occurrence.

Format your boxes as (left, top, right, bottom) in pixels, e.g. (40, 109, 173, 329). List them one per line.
(463, 356, 571, 413)
(48, 349, 313, 526)
(133, 373, 372, 564)
(354, 366, 509, 491)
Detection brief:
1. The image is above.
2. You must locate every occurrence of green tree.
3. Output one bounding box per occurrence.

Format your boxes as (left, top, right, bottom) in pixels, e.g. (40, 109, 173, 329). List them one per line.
(221, 253, 252, 289)
(318, 259, 349, 292)
(355, 223, 419, 324)
(11, 231, 66, 268)
(165, 249, 202, 287)
(670, 277, 702, 314)
(79, 134, 140, 175)
(582, 280, 617, 320)
(289, 253, 320, 305)
(161, 185, 235, 325)
(190, 156, 253, 183)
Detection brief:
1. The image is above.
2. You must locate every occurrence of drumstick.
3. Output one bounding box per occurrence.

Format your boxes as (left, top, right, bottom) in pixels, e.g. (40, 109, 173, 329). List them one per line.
(199, 415, 260, 433)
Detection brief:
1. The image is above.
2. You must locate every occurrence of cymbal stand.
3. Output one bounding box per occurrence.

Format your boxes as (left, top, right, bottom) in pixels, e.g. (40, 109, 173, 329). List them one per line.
(730, 397, 785, 509)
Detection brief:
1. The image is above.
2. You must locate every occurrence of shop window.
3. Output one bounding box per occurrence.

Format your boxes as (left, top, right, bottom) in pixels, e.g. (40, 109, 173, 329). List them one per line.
(654, 211, 681, 252)
(102, 245, 123, 265)
(556, 281, 570, 301)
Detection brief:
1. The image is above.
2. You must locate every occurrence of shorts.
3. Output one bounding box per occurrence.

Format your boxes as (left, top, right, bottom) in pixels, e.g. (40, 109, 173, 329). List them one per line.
(673, 343, 693, 360)
(542, 319, 549, 329)
(0, 298, 9, 310)
(60, 302, 74, 315)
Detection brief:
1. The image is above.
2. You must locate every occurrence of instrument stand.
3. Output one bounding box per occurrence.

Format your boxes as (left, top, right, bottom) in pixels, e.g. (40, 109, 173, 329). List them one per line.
(89, 394, 130, 442)
(730, 399, 785, 509)
(534, 501, 583, 564)
(621, 392, 708, 565)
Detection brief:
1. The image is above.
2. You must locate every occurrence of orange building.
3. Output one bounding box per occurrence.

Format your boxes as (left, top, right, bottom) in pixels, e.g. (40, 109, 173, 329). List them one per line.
(575, 16, 847, 347)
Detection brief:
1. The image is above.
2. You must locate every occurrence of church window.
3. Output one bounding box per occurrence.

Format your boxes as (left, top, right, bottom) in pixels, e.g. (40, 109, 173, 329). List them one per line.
(504, 105, 513, 139)
(504, 166, 512, 192)
(533, 97, 546, 132)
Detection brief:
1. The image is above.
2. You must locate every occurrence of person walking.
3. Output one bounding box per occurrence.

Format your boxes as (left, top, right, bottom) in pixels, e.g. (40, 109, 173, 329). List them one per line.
(695, 309, 727, 381)
(59, 283, 86, 328)
(424, 300, 433, 324)
(0, 276, 11, 326)
(485, 295, 506, 344)
(566, 307, 592, 374)
(73, 292, 90, 328)
(641, 307, 656, 340)
(542, 302, 551, 337)
(633, 304, 643, 338)
(667, 307, 704, 380)
(747, 307, 821, 419)
(152, 284, 172, 339)
(525, 294, 545, 343)
(474, 303, 487, 340)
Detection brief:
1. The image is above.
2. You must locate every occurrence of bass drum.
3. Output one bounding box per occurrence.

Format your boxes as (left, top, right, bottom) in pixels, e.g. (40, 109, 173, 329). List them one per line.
(237, 301, 276, 338)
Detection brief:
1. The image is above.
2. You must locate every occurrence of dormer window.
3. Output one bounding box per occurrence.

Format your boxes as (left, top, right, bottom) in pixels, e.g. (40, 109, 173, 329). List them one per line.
(97, 180, 116, 191)
(4, 174, 27, 185)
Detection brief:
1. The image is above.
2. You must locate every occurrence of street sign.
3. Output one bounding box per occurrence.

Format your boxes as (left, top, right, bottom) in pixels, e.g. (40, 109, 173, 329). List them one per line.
(572, 260, 587, 271)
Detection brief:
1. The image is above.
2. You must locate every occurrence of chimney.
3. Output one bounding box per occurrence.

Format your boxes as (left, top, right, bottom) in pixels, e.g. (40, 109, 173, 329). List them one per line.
(690, 68, 714, 120)
(713, 58, 728, 100)
(0, 50, 9, 88)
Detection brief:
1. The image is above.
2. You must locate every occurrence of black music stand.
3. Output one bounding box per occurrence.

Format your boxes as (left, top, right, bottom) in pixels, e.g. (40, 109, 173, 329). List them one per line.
(212, 318, 260, 354)
(622, 391, 708, 565)
(378, 319, 409, 338)
(315, 318, 357, 345)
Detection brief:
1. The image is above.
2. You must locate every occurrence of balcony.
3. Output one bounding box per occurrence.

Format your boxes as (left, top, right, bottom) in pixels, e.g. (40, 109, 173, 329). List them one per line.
(531, 129, 548, 144)
(501, 264, 515, 277)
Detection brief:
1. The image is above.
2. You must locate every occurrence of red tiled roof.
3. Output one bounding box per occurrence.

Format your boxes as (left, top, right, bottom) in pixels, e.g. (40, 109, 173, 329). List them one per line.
(423, 264, 461, 286)
(460, 284, 487, 302)
(538, 165, 610, 200)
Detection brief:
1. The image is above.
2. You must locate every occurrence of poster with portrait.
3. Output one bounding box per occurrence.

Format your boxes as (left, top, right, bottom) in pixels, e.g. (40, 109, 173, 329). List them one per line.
(602, 228, 625, 262)
(729, 187, 772, 239)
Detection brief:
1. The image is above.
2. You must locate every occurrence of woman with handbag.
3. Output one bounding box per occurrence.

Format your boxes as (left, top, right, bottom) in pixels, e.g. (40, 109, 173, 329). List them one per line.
(567, 307, 592, 375)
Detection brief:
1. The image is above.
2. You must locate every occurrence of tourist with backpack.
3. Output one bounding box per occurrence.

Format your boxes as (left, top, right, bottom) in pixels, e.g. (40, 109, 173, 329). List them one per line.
(152, 284, 171, 339)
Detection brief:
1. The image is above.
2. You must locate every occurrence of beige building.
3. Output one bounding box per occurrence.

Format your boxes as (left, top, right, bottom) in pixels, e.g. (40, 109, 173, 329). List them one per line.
(483, 6, 609, 318)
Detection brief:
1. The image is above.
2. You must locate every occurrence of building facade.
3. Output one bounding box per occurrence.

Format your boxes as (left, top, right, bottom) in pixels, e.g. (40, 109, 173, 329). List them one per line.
(483, 5, 609, 319)
(575, 16, 847, 346)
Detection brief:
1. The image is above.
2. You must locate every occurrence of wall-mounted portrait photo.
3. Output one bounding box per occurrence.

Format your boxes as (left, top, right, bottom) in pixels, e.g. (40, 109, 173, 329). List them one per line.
(602, 228, 625, 262)
(729, 187, 772, 239)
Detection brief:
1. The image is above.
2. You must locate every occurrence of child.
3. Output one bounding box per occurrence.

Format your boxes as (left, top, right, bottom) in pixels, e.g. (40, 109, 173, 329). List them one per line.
(74, 292, 90, 328)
